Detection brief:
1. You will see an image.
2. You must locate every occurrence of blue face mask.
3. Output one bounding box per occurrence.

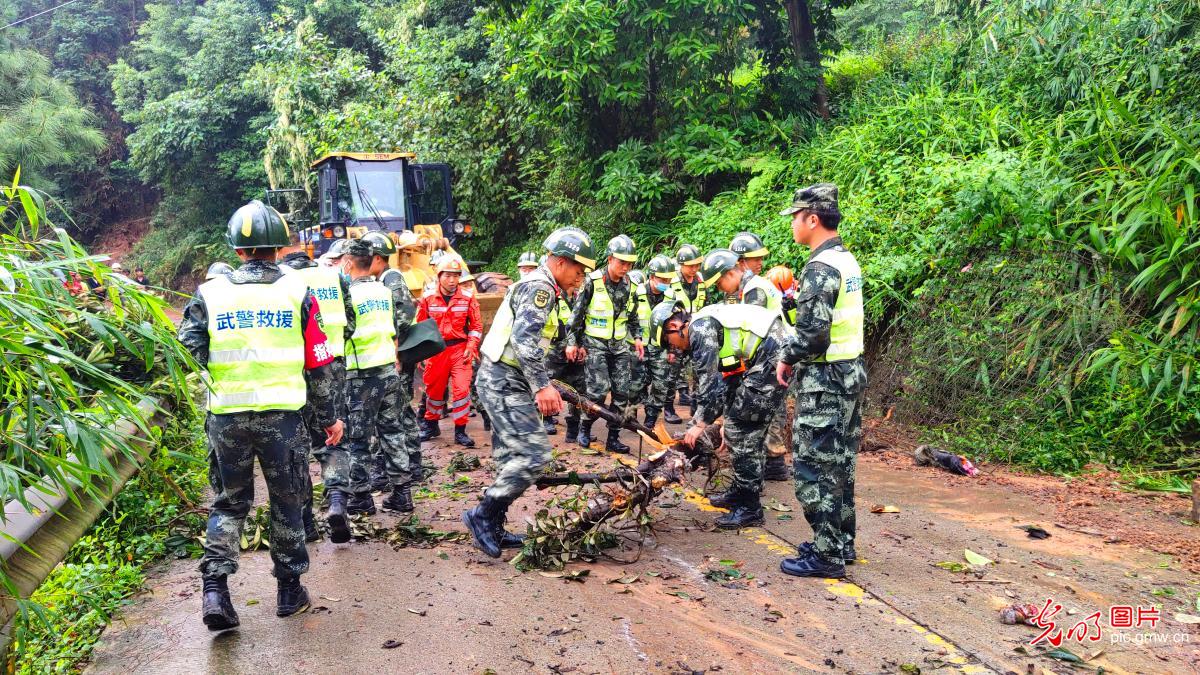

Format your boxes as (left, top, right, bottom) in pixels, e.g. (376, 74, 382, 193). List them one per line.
(653, 280, 669, 292)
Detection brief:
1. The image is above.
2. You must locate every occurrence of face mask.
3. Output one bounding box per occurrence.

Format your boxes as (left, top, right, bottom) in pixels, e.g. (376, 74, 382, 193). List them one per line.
(653, 281, 669, 293)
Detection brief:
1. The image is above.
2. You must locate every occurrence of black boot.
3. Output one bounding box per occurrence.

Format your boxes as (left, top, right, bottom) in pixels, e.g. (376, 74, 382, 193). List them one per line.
(643, 411, 659, 429)
(419, 418, 441, 442)
(564, 414, 580, 441)
(201, 576, 239, 631)
(302, 503, 320, 542)
(705, 490, 736, 509)
(381, 483, 415, 512)
(347, 491, 376, 516)
(369, 454, 390, 492)
(663, 401, 682, 424)
(454, 425, 476, 447)
(715, 490, 764, 529)
(276, 576, 311, 617)
(764, 455, 789, 482)
(781, 546, 845, 579)
(482, 410, 492, 432)
(605, 426, 630, 454)
(843, 543, 858, 565)
(326, 489, 351, 544)
(462, 495, 509, 558)
(677, 388, 692, 410)
(497, 513, 526, 550)
(543, 415, 558, 435)
(410, 451, 424, 482)
(576, 419, 595, 448)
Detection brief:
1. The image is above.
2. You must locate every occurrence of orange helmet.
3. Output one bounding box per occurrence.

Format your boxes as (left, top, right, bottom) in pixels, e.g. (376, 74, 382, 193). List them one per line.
(435, 256, 466, 275)
(765, 265, 795, 293)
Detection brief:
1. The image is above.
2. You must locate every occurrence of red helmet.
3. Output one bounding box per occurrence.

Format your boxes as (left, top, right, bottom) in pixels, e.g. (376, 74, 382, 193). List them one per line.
(765, 265, 795, 293)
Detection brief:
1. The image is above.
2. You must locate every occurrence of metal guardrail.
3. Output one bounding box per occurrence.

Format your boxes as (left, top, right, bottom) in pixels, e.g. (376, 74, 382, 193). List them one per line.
(0, 399, 162, 654)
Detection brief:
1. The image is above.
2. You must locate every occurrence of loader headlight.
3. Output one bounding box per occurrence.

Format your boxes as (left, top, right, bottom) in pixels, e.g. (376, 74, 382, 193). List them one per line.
(452, 220, 466, 235)
(333, 226, 346, 237)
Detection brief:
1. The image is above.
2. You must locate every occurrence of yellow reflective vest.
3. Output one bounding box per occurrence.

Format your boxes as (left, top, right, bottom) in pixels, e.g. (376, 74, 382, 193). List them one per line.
(693, 304, 783, 373)
(670, 274, 707, 312)
(480, 268, 560, 367)
(583, 271, 637, 341)
(292, 265, 347, 357)
(809, 247, 865, 362)
(202, 273, 308, 414)
(346, 280, 396, 370)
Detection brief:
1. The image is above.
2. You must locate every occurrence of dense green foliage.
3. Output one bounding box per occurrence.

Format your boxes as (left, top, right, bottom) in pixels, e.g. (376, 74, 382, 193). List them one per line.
(11, 416, 206, 673)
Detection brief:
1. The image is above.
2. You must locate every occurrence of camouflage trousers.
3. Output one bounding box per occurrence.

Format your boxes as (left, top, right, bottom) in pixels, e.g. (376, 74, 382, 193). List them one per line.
(764, 387, 795, 459)
(631, 346, 676, 417)
(395, 365, 422, 471)
(476, 360, 552, 501)
(723, 349, 788, 494)
(200, 411, 309, 580)
(581, 336, 635, 425)
(301, 358, 349, 490)
(339, 366, 412, 494)
(792, 390, 864, 563)
(547, 346, 585, 425)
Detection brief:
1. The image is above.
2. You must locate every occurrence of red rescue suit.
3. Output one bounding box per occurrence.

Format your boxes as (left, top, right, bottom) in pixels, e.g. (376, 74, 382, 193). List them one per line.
(417, 287, 482, 426)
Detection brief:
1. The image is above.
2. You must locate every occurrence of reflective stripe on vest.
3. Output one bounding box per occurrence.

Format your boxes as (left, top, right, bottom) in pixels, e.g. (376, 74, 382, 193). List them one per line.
(809, 247, 865, 362)
(201, 273, 308, 413)
(694, 304, 780, 372)
(346, 281, 396, 370)
(670, 275, 707, 312)
(293, 265, 347, 357)
(740, 273, 784, 314)
(479, 268, 559, 367)
(583, 271, 636, 341)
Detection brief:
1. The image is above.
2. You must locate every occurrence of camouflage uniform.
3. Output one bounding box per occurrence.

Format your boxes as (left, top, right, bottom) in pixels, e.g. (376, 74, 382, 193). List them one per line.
(280, 252, 354, 492)
(672, 275, 707, 402)
(782, 236, 868, 564)
(339, 275, 416, 494)
(381, 268, 421, 475)
(566, 272, 641, 423)
(546, 293, 585, 428)
(476, 266, 562, 499)
(688, 313, 791, 495)
(178, 259, 340, 580)
(632, 285, 675, 419)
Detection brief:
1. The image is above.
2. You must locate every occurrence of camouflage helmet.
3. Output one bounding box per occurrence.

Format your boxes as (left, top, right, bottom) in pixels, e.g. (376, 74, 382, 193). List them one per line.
(543, 227, 597, 270)
(517, 251, 539, 269)
(345, 238, 373, 258)
(676, 243, 703, 266)
(627, 269, 646, 287)
(605, 234, 638, 263)
(729, 231, 768, 259)
(648, 299, 689, 348)
(226, 200, 290, 250)
(205, 261, 234, 280)
(361, 231, 397, 259)
(647, 254, 678, 280)
(700, 248, 740, 288)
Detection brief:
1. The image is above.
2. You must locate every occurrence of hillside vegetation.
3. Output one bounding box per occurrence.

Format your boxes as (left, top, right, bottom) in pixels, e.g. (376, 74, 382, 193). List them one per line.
(0, 0, 1197, 472)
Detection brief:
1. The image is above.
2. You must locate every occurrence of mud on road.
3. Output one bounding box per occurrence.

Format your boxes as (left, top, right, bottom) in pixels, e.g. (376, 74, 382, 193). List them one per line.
(89, 413, 1199, 674)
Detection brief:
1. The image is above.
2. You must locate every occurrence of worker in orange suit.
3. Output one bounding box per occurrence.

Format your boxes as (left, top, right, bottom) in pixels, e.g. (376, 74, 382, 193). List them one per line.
(416, 256, 482, 447)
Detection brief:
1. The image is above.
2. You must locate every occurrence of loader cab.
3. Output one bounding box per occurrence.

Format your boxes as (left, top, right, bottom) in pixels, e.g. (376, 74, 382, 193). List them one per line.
(306, 152, 464, 256)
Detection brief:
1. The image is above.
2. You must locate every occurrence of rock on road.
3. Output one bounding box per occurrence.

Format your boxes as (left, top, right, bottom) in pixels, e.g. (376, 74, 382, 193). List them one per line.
(88, 412, 1199, 674)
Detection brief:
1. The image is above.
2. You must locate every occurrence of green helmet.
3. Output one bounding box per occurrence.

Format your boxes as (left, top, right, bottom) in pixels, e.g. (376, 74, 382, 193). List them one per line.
(647, 254, 678, 280)
(648, 299, 688, 348)
(205, 261, 234, 280)
(627, 269, 646, 287)
(676, 244, 703, 266)
(226, 200, 290, 250)
(729, 232, 768, 259)
(606, 234, 638, 263)
(361, 231, 397, 259)
(517, 251, 539, 268)
(543, 227, 597, 270)
(700, 248, 740, 288)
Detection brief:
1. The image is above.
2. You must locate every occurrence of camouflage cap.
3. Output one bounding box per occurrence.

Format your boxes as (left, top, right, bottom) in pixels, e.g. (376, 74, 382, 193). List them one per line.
(345, 238, 373, 258)
(779, 183, 839, 216)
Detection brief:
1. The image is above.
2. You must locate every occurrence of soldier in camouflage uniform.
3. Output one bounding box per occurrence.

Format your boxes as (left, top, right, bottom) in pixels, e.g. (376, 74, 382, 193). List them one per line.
(379, 248, 424, 482)
(338, 234, 417, 516)
(652, 299, 791, 529)
(671, 244, 708, 410)
(729, 231, 769, 276)
(278, 230, 355, 543)
(544, 284, 586, 439)
(463, 228, 597, 558)
(633, 256, 683, 426)
(565, 235, 644, 453)
(179, 201, 345, 630)
(775, 183, 867, 580)
(703, 248, 790, 483)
